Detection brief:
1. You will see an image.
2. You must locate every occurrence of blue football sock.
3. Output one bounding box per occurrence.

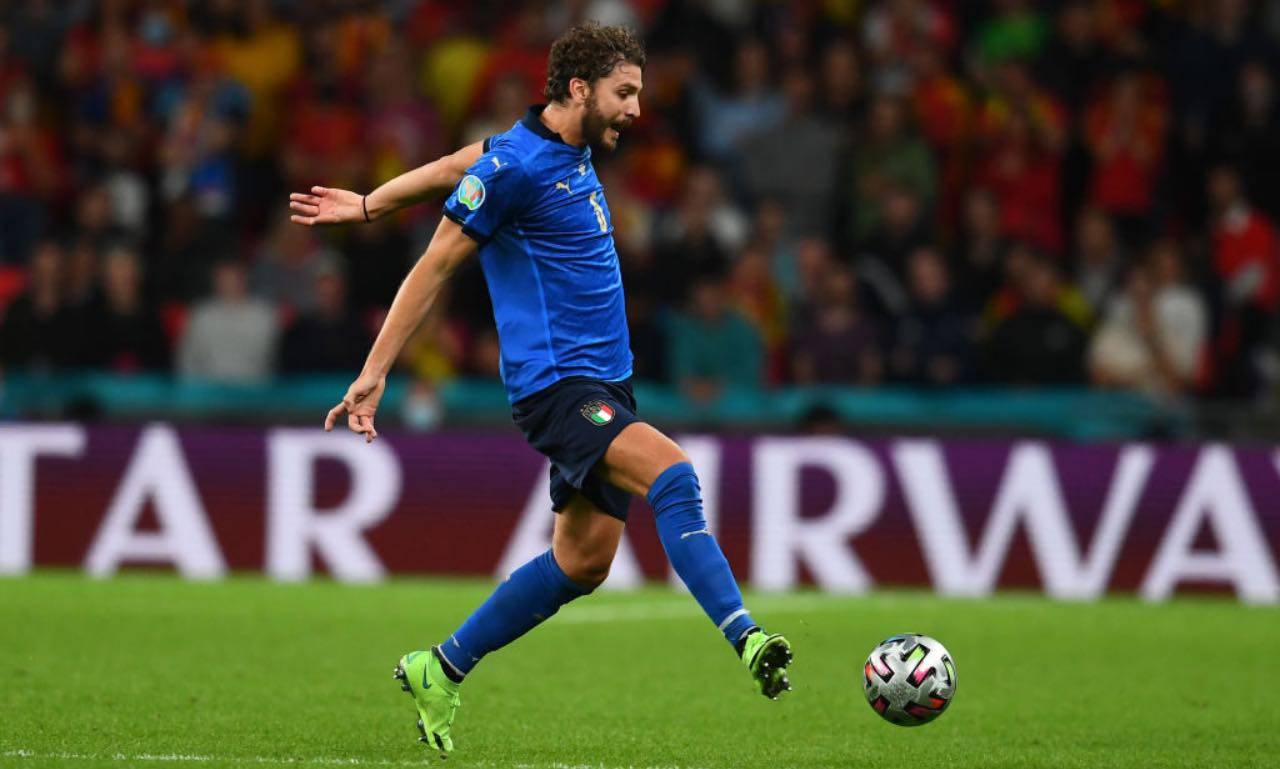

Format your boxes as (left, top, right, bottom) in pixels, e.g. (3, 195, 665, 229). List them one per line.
(438, 549, 590, 678)
(648, 462, 757, 647)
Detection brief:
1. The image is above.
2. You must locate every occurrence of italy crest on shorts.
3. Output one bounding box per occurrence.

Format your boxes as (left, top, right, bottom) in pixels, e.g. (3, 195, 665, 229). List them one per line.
(580, 400, 615, 426)
(457, 174, 486, 210)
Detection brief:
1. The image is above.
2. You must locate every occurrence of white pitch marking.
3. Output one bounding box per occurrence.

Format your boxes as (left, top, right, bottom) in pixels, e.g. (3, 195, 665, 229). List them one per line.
(1, 751, 418, 766)
(2, 751, 707, 769)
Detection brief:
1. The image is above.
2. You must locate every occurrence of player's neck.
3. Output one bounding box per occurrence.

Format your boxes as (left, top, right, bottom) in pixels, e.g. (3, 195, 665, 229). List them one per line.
(540, 103, 587, 147)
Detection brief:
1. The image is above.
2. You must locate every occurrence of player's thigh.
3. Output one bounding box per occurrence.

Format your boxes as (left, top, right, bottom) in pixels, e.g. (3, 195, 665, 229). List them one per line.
(552, 491, 625, 571)
(596, 421, 688, 497)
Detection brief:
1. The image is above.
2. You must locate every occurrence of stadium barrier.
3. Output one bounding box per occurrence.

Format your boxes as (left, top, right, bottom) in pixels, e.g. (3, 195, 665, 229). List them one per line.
(1, 424, 1276, 603)
(0, 373, 1182, 438)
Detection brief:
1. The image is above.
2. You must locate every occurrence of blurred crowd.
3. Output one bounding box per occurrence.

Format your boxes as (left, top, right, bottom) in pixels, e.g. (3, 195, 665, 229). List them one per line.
(2, 0, 1280, 409)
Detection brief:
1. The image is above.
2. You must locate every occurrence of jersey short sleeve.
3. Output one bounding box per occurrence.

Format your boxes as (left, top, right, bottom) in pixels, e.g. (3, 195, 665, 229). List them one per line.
(442, 147, 531, 243)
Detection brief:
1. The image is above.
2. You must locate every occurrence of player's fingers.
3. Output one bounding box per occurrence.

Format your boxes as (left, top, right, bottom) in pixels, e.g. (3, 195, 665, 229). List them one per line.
(311, 185, 329, 196)
(358, 415, 377, 443)
(290, 193, 321, 205)
(289, 201, 319, 215)
(347, 412, 362, 434)
(324, 402, 345, 430)
(290, 215, 314, 226)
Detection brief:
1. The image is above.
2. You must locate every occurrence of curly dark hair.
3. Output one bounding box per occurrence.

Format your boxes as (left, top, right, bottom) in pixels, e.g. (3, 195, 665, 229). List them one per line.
(543, 22, 646, 103)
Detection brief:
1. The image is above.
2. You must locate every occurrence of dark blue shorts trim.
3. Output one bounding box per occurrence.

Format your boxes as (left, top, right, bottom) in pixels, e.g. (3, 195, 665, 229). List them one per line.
(511, 376, 639, 521)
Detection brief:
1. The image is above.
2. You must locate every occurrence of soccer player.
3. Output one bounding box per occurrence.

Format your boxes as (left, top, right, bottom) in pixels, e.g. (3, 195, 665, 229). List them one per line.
(289, 23, 792, 757)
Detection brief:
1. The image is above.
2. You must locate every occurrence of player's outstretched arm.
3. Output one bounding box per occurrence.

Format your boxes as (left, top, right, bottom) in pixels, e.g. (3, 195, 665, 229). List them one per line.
(324, 217, 477, 442)
(289, 140, 486, 226)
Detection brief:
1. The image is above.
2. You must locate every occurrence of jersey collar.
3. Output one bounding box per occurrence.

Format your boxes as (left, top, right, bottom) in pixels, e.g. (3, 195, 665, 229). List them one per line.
(521, 105, 567, 144)
(521, 105, 590, 155)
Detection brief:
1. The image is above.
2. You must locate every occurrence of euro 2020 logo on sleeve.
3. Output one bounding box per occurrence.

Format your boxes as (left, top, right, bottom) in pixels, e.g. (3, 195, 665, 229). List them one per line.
(458, 175, 486, 211)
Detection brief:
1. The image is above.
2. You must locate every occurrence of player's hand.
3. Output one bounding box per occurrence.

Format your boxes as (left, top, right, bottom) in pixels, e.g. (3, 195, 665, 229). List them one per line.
(325, 372, 386, 443)
(289, 186, 365, 226)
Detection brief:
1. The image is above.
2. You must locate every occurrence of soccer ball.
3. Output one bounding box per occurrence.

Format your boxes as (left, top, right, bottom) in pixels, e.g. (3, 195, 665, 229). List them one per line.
(862, 633, 957, 726)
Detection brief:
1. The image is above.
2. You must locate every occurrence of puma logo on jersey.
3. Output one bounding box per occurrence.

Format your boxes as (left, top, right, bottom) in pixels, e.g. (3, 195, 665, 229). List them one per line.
(491, 156, 503, 169)
(578, 164, 587, 176)
(555, 181, 572, 194)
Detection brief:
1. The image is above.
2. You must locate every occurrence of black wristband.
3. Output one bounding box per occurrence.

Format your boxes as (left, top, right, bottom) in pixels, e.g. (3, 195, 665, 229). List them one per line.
(362, 194, 371, 223)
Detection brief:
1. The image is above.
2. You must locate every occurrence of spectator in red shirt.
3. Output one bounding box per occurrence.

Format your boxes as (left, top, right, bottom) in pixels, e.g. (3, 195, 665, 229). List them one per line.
(1210, 165, 1280, 312)
(1207, 164, 1280, 396)
(1084, 71, 1167, 240)
(975, 105, 1063, 254)
(973, 61, 1067, 253)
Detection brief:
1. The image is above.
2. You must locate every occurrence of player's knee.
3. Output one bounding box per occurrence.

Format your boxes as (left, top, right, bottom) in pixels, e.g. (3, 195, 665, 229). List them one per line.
(659, 448, 692, 476)
(561, 549, 612, 589)
(646, 459, 701, 512)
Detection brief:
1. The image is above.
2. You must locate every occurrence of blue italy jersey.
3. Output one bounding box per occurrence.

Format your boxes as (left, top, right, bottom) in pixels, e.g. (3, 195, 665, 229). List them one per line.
(442, 106, 632, 403)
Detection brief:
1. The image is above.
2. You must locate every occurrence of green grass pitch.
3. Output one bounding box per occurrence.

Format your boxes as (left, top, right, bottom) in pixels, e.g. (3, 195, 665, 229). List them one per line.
(2, 572, 1277, 769)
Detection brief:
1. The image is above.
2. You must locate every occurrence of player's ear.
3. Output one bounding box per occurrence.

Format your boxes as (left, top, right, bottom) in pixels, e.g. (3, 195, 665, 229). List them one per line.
(569, 77, 591, 105)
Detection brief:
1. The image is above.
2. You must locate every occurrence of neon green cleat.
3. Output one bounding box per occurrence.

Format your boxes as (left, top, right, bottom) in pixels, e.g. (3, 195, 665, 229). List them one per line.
(741, 631, 793, 700)
(393, 649, 461, 758)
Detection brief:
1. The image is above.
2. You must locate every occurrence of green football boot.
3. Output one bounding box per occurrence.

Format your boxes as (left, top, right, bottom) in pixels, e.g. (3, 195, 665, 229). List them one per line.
(393, 649, 461, 758)
(741, 631, 793, 700)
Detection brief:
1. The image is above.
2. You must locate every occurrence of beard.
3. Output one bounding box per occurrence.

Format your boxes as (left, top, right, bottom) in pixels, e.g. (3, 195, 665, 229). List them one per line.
(581, 93, 627, 150)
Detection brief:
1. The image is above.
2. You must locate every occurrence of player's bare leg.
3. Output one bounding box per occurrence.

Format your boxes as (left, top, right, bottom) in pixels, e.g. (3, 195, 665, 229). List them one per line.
(552, 492, 625, 589)
(598, 423, 793, 698)
(596, 421, 687, 493)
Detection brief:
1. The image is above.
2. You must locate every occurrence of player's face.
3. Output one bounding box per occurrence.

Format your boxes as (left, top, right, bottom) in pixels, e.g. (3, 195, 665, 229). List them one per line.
(583, 63, 642, 150)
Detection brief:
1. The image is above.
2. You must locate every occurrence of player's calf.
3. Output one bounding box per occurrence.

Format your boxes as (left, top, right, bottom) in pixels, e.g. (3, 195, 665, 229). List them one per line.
(639, 455, 795, 697)
(646, 461, 760, 645)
